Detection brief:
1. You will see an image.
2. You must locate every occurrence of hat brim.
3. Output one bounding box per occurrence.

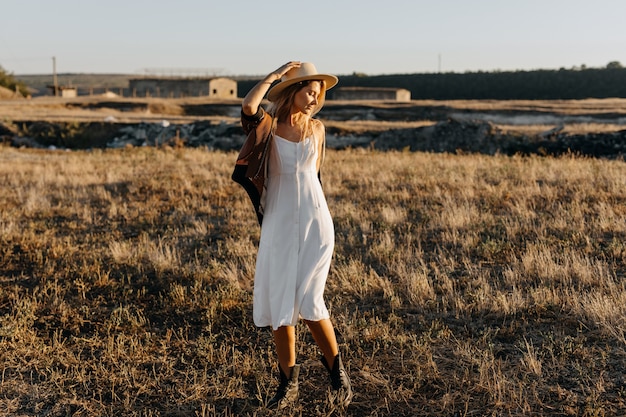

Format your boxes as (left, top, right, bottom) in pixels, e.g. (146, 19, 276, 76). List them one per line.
(267, 74, 338, 102)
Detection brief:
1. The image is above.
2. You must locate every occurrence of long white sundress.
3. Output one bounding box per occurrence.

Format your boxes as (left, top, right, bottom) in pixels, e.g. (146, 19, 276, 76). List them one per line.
(253, 132, 335, 330)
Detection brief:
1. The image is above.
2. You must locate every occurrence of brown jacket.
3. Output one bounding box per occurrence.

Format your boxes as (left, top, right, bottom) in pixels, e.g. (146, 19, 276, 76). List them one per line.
(231, 107, 325, 226)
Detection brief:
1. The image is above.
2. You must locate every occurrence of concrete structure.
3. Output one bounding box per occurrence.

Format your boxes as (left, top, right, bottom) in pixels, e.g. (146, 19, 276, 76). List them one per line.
(333, 87, 411, 102)
(47, 85, 78, 98)
(128, 77, 237, 98)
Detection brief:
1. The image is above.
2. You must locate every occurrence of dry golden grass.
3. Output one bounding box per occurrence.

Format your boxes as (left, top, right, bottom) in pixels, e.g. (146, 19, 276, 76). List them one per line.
(0, 96, 241, 124)
(493, 123, 626, 136)
(0, 145, 625, 416)
(403, 98, 626, 115)
(324, 120, 436, 134)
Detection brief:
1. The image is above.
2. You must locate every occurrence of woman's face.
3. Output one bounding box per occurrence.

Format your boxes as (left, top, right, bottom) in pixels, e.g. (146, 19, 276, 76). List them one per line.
(293, 81, 321, 115)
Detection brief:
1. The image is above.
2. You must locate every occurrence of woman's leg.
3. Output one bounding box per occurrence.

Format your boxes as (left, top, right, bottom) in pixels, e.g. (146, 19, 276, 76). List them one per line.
(268, 325, 300, 409)
(303, 318, 339, 366)
(304, 318, 353, 406)
(273, 325, 296, 377)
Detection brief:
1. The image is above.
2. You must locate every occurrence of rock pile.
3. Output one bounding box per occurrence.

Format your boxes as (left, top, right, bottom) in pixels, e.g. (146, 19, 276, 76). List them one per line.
(3, 118, 625, 159)
(106, 121, 243, 150)
(331, 118, 626, 158)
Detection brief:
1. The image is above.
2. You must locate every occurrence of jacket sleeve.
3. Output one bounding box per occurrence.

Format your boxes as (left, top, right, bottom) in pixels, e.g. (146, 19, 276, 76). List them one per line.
(232, 163, 264, 225)
(236, 107, 266, 164)
(231, 107, 267, 226)
(241, 107, 265, 135)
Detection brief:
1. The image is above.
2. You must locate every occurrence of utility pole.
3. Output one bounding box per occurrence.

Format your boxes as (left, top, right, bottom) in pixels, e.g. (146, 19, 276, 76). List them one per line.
(52, 56, 59, 97)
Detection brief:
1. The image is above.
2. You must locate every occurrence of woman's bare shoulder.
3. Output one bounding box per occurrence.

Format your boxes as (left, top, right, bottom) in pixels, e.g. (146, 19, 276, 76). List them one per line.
(311, 118, 325, 132)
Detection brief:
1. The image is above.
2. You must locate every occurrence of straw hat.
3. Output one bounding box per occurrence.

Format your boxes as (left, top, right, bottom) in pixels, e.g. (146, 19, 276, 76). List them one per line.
(267, 62, 338, 102)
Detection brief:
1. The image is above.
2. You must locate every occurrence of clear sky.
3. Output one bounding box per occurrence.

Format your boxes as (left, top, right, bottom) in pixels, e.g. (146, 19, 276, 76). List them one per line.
(2, 0, 625, 77)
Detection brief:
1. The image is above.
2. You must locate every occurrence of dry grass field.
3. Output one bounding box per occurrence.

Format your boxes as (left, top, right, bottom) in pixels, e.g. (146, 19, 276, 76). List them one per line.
(0, 142, 625, 416)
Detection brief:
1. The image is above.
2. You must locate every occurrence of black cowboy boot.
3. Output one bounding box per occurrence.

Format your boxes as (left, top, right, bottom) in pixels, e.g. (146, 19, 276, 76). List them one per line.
(321, 353, 353, 407)
(267, 364, 300, 410)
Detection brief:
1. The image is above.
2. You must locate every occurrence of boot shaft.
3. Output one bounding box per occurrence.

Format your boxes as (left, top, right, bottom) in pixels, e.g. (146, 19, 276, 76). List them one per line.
(321, 353, 353, 407)
(267, 364, 300, 409)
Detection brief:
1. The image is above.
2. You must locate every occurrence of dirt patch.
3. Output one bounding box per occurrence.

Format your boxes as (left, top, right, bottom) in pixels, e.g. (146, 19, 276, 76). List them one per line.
(0, 85, 23, 99)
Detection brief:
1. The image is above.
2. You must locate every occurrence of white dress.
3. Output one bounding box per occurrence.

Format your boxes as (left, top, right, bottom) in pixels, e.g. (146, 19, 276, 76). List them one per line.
(253, 133, 334, 330)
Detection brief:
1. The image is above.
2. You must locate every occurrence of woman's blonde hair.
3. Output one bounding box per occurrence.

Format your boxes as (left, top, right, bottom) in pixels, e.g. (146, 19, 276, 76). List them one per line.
(268, 80, 328, 132)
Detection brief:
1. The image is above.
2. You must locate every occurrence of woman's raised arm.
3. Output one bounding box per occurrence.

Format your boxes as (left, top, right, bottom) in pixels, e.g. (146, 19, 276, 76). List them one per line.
(241, 61, 301, 116)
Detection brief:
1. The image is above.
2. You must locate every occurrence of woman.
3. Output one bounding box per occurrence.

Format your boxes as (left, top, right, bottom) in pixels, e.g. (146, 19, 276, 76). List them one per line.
(232, 61, 353, 410)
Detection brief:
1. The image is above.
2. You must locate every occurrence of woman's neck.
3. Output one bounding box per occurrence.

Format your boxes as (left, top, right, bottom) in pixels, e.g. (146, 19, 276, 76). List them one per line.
(276, 115, 310, 142)
(285, 113, 309, 127)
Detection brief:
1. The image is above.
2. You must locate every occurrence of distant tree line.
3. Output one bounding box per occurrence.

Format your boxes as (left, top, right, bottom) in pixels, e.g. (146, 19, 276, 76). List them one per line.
(0, 65, 29, 97)
(238, 63, 626, 100)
